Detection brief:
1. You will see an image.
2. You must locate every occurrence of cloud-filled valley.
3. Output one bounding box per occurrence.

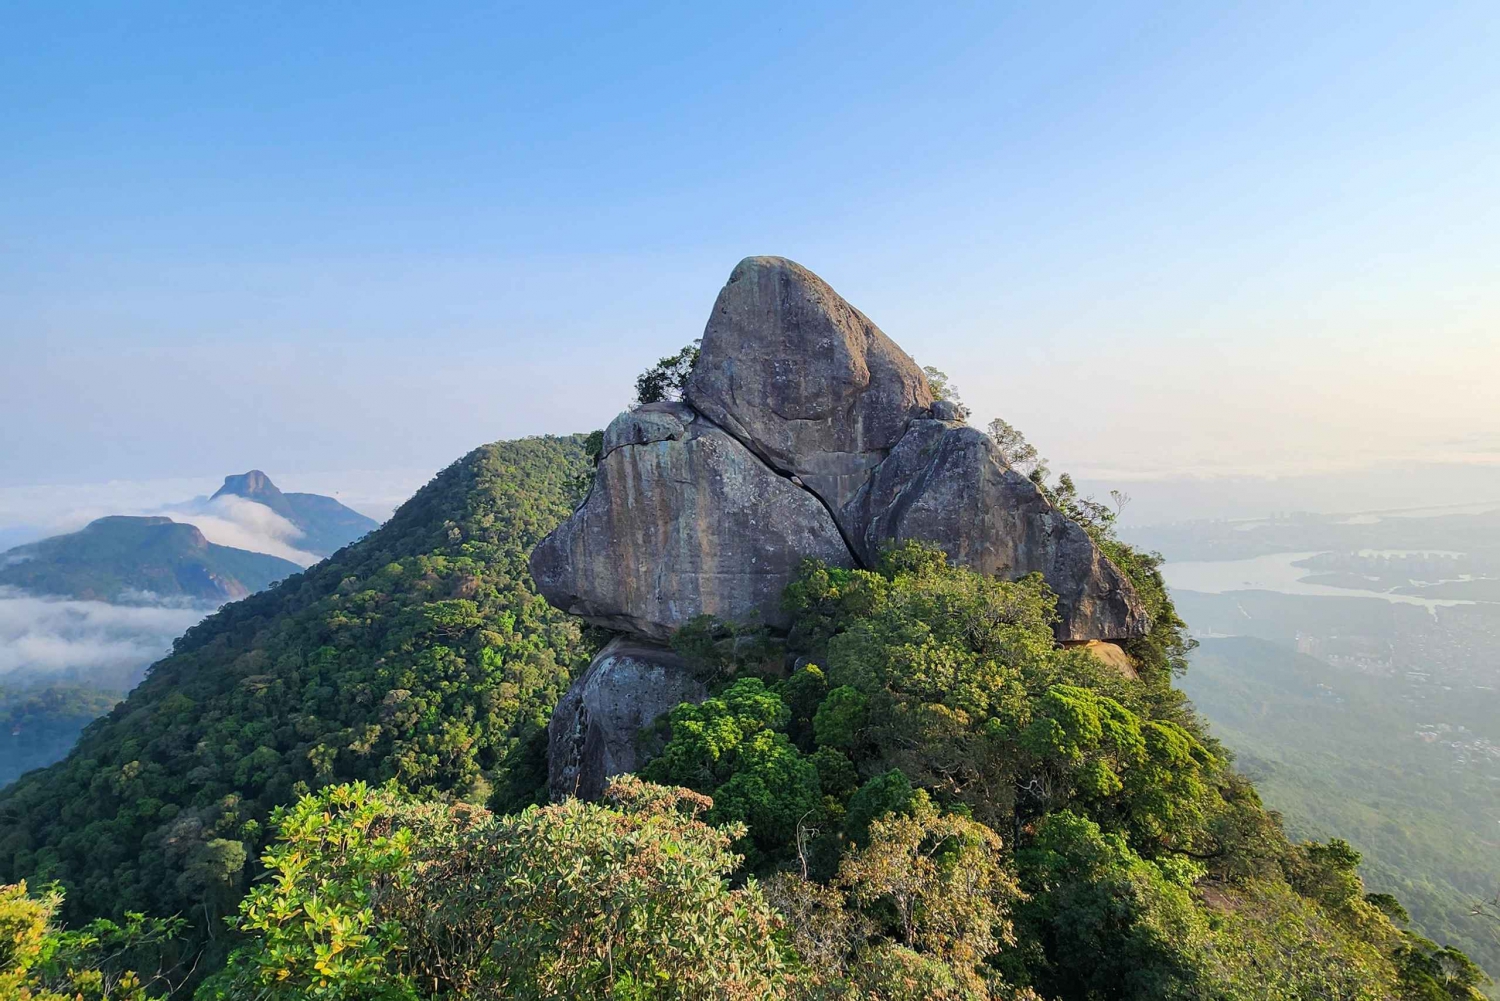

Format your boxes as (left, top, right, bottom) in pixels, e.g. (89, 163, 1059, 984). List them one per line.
(0, 471, 415, 697)
(0, 587, 209, 689)
(159, 493, 322, 565)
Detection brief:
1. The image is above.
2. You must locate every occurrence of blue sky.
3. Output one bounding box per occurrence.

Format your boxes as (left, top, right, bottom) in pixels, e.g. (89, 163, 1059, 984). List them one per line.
(3, 1, 1498, 518)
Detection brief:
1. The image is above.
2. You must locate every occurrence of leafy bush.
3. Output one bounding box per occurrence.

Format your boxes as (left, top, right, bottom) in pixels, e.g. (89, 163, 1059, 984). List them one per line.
(202, 777, 789, 1001)
(767, 797, 1024, 1000)
(0, 880, 186, 1000)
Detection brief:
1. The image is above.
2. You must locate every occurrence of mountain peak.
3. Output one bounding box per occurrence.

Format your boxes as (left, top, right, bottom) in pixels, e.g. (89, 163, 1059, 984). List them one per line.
(213, 470, 298, 524)
(211, 469, 379, 557)
(214, 470, 283, 503)
(86, 514, 175, 529)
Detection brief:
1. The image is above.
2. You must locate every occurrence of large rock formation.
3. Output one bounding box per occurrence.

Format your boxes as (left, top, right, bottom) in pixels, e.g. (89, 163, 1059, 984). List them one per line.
(529, 403, 855, 642)
(547, 637, 706, 802)
(684, 256, 933, 516)
(533, 255, 1152, 799)
(846, 419, 1150, 641)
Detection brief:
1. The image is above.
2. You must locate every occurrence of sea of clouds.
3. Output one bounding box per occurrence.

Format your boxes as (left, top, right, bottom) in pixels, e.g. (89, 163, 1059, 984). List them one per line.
(0, 586, 209, 689)
(0, 468, 426, 556)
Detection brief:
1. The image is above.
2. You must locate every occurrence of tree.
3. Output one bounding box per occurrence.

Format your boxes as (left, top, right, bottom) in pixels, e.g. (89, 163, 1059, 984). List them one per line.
(635, 340, 701, 406)
(1016, 684, 1219, 850)
(1012, 810, 1208, 1001)
(200, 782, 421, 1000)
(205, 778, 791, 1001)
(767, 800, 1024, 1001)
(642, 678, 822, 867)
(1393, 937, 1491, 1001)
(985, 418, 1043, 478)
(0, 880, 186, 1000)
(983, 419, 1137, 539)
(921, 366, 970, 420)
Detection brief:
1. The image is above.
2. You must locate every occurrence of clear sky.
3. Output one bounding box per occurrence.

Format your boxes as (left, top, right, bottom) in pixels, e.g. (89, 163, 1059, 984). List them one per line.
(4, 2, 1498, 518)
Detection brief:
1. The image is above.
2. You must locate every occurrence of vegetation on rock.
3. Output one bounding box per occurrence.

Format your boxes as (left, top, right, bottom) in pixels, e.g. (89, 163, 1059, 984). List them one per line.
(633, 339, 700, 407)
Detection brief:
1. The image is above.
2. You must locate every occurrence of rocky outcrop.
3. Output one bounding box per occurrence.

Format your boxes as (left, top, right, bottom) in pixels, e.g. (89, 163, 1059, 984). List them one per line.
(1074, 640, 1138, 680)
(529, 407, 855, 641)
(846, 419, 1149, 641)
(685, 256, 933, 516)
(599, 401, 696, 454)
(534, 255, 1155, 799)
(548, 637, 707, 802)
(534, 255, 1150, 646)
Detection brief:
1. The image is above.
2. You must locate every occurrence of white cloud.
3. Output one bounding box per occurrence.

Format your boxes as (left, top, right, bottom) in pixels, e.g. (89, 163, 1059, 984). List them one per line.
(0, 587, 209, 688)
(159, 494, 321, 566)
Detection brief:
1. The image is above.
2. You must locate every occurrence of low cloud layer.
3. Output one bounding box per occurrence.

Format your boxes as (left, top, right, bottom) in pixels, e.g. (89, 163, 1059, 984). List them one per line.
(0, 586, 209, 689)
(160, 493, 321, 566)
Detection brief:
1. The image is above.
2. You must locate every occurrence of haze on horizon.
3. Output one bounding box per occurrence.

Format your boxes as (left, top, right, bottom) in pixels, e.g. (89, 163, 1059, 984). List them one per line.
(3, 1, 1497, 523)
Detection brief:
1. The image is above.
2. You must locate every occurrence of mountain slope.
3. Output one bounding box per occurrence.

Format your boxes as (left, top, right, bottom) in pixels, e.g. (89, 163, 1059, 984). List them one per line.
(1180, 634, 1500, 982)
(0, 437, 595, 928)
(212, 470, 380, 556)
(0, 684, 124, 788)
(0, 516, 301, 602)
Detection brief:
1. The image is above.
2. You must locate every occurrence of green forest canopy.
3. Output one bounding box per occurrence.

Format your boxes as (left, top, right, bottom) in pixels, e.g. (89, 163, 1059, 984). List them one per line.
(0, 430, 1491, 1000)
(0, 436, 597, 933)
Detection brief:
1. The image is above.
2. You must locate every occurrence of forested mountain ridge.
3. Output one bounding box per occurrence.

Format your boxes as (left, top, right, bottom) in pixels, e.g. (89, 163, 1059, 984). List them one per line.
(0, 437, 595, 930)
(1, 255, 1491, 998)
(2, 432, 1491, 1000)
(0, 515, 300, 602)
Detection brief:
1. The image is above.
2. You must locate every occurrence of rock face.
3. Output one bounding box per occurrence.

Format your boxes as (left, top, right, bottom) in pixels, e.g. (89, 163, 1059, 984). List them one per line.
(846, 420, 1150, 642)
(685, 256, 933, 515)
(529, 406, 855, 642)
(548, 637, 706, 802)
(534, 255, 1154, 799)
(1075, 640, 1138, 680)
(599, 401, 696, 454)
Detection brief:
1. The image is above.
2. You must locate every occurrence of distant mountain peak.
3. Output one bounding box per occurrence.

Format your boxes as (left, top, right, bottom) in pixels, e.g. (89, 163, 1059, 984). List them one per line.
(211, 469, 379, 557)
(214, 470, 287, 506)
(81, 515, 209, 549)
(0, 514, 297, 602)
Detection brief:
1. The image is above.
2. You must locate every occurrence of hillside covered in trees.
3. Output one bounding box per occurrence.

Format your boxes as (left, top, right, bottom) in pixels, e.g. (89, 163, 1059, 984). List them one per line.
(1, 429, 1489, 999)
(0, 515, 300, 603)
(3, 260, 1495, 999)
(0, 437, 597, 935)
